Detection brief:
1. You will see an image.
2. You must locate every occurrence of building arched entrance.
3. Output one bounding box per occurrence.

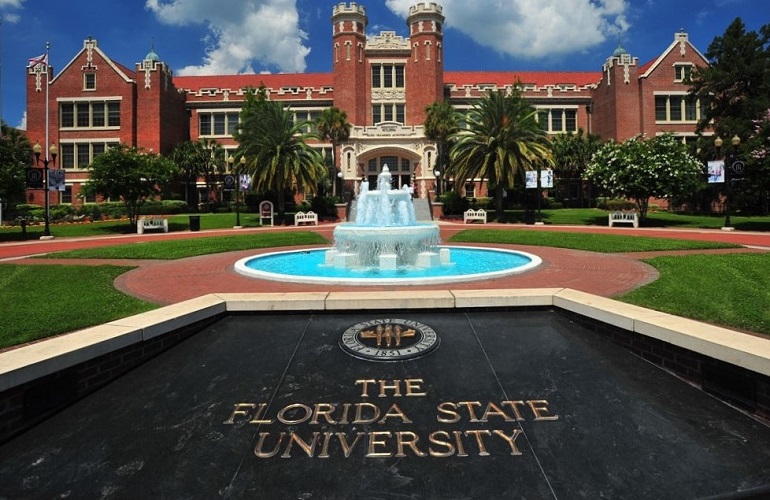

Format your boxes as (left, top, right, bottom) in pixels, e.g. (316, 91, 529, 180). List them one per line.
(363, 154, 413, 190)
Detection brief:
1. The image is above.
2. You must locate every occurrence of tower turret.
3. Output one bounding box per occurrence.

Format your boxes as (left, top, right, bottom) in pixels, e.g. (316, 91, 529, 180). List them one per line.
(405, 2, 444, 125)
(332, 3, 368, 125)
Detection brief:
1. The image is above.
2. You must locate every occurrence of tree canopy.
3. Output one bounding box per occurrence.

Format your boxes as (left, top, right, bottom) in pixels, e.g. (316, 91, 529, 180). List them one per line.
(585, 134, 705, 221)
(170, 138, 225, 209)
(0, 124, 33, 207)
(424, 100, 460, 195)
(315, 106, 351, 198)
(550, 128, 602, 206)
(83, 144, 178, 225)
(235, 90, 324, 216)
(690, 18, 770, 141)
(449, 88, 552, 218)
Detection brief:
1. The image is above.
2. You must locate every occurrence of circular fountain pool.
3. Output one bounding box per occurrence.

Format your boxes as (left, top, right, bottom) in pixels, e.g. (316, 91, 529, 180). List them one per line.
(234, 246, 541, 286)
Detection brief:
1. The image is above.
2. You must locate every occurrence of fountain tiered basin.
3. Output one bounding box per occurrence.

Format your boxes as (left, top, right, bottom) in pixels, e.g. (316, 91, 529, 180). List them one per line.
(234, 165, 541, 285)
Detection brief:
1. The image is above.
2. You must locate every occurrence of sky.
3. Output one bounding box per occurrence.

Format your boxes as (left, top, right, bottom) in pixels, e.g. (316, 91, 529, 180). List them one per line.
(0, 0, 767, 131)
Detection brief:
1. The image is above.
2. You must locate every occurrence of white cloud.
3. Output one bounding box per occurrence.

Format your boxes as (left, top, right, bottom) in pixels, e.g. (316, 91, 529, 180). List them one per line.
(16, 111, 26, 131)
(385, 0, 630, 59)
(0, 0, 24, 22)
(145, 0, 310, 75)
(0, 0, 24, 8)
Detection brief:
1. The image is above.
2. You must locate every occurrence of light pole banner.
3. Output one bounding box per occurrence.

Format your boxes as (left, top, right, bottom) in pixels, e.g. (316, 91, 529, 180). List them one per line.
(707, 160, 725, 183)
(239, 174, 251, 191)
(525, 170, 554, 189)
(48, 169, 66, 191)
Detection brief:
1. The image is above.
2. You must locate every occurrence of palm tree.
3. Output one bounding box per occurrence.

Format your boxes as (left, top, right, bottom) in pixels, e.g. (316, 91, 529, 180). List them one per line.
(170, 138, 225, 210)
(315, 107, 351, 198)
(237, 100, 325, 217)
(449, 89, 553, 219)
(424, 100, 459, 196)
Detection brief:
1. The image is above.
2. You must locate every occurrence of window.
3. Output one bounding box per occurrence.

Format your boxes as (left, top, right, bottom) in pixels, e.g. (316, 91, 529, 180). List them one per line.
(464, 183, 476, 198)
(84, 73, 96, 90)
(107, 103, 120, 126)
(213, 114, 226, 135)
(535, 108, 578, 133)
(77, 105, 90, 127)
(61, 103, 74, 128)
(371, 64, 405, 89)
(92, 103, 105, 127)
(365, 155, 413, 188)
(198, 112, 241, 137)
(60, 186, 73, 204)
(674, 64, 692, 82)
(59, 101, 120, 128)
(77, 143, 90, 167)
(654, 94, 701, 123)
(60, 144, 75, 169)
(372, 104, 405, 125)
(59, 142, 115, 169)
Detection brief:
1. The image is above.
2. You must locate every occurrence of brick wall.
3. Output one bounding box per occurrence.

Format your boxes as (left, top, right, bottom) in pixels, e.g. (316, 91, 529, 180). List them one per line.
(0, 316, 220, 445)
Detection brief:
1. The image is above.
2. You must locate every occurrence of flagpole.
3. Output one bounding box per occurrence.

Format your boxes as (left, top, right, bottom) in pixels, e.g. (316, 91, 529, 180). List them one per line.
(45, 41, 50, 156)
(0, 15, 3, 134)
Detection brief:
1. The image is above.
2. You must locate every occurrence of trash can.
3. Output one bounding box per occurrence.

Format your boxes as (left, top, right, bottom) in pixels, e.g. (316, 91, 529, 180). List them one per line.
(189, 215, 201, 232)
(524, 209, 535, 225)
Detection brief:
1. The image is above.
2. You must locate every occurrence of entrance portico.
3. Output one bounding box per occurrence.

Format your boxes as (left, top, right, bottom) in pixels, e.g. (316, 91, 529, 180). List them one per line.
(339, 123, 438, 198)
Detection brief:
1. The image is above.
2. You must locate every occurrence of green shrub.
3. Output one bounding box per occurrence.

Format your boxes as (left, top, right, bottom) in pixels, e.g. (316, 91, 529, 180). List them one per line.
(597, 198, 636, 211)
(441, 191, 470, 216)
(310, 195, 338, 219)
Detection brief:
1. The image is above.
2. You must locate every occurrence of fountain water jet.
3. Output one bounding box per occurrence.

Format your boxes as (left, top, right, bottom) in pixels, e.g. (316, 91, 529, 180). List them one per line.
(325, 165, 448, 271)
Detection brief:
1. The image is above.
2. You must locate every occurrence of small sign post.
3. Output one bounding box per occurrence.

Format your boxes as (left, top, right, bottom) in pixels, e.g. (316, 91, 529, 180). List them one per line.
(260, 200, 274, 226)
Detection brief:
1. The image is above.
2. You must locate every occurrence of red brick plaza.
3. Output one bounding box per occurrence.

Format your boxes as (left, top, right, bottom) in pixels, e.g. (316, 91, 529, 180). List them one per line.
(2, 223, 766, 306)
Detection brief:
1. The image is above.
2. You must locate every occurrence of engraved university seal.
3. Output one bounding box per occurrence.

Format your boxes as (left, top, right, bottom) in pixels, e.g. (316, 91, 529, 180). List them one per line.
(340, 318, 439, 361)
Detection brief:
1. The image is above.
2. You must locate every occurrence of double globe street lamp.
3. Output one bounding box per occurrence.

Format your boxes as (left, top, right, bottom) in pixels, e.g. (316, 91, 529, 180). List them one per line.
(32, 142, 58, 239)
(228, 155, 246, 228)
(714, 134, 742, 230)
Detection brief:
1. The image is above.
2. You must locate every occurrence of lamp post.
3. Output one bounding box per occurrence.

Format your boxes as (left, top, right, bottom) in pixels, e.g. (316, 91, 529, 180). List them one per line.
(32, 141, 57, 239)
(434, 169, 441, 196)
(715, 135, 741, 230)
(228, 155, 245, 228)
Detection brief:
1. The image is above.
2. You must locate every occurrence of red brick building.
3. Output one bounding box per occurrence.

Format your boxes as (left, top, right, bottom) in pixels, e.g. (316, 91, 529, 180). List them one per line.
(25, 2, 709, 208)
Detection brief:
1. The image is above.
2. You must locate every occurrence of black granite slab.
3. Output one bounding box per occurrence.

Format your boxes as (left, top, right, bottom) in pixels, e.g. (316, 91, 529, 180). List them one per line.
(1, 310, 769, 499)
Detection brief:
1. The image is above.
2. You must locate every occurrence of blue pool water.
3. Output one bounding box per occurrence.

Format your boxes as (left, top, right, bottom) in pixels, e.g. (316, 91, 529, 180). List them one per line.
(234, 246, 541, 285)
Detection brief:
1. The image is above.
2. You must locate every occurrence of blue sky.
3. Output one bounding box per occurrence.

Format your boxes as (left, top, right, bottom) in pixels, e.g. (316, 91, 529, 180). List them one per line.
(1, 0, 767, 130)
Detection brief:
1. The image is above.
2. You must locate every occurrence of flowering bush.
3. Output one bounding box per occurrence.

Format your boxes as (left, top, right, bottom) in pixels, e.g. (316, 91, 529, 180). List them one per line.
(584, 134, 705, 221)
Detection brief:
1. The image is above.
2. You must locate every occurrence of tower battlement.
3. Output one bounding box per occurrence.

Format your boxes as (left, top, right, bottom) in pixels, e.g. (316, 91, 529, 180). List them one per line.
(408, 2, 443, 17)
(332, 2, 366, 18)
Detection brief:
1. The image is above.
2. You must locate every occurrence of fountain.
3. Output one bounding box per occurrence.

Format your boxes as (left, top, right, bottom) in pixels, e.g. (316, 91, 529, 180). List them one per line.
(234, 165, 541, 285)
(325, 165, 448, 271)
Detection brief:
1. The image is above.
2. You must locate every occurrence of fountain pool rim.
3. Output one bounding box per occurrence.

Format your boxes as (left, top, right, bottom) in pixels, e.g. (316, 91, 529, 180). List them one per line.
(234, 245, 542, 286)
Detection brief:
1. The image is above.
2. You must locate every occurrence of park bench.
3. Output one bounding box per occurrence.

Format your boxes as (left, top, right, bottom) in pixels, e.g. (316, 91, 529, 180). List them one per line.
(463, 209, 487, 224)
(137, 216, 168, 234)
(294, 211, 318, 226)
(608, 211, 639, 228)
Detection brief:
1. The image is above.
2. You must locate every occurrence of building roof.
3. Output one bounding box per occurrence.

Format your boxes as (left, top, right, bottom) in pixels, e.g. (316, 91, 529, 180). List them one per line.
(173, 72, 334, 92)
(443, 70, 601, 88)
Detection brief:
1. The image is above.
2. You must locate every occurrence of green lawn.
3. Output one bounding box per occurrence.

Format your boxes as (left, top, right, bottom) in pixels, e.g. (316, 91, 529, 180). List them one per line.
(620, 253, 770, 335)
(1, 227, 768, 350)
(0, 265, 156, 349)
(36, 231, 328, 260)
(464, 208, 770, 231)
(448, 229, 739, 252)
(3, 209, 770, 243)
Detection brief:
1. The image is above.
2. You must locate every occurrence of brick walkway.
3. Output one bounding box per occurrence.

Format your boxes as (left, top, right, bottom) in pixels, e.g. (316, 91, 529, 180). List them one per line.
(2, 222, 767, 305)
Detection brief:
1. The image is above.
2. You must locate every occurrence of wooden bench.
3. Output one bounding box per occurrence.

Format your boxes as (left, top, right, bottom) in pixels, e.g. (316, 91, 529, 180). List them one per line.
(137, 217, 168, 234)
(294, 211, 318, 226)
(608, 211, 639, 228)
(463, 209, 487, 224)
